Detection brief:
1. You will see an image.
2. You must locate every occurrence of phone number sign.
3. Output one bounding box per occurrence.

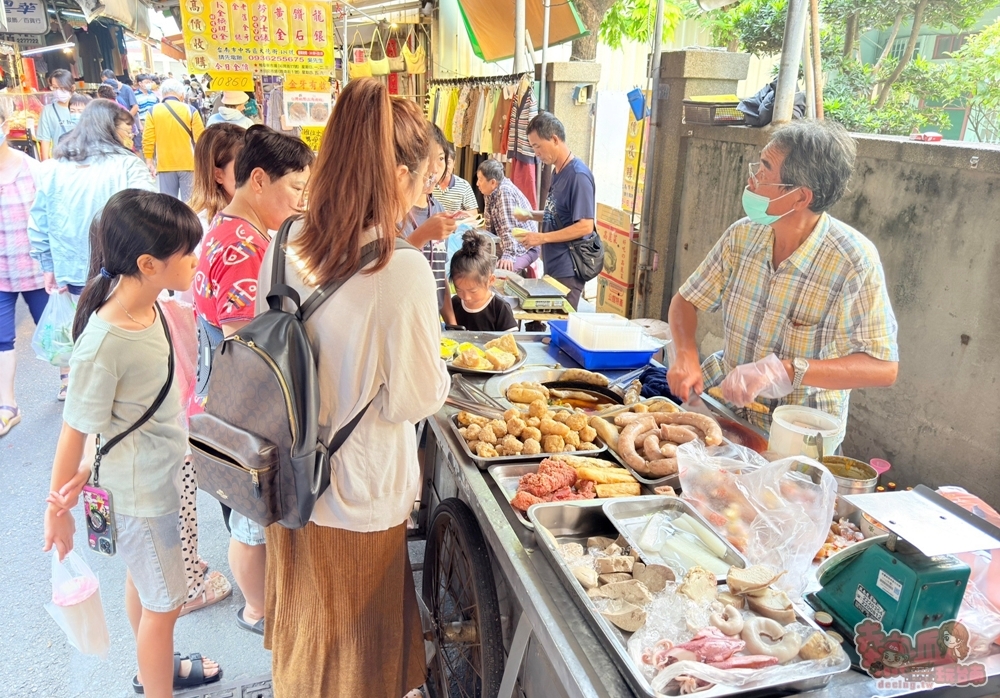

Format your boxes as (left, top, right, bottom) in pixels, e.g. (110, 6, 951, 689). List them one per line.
(180, 0, 333, 76)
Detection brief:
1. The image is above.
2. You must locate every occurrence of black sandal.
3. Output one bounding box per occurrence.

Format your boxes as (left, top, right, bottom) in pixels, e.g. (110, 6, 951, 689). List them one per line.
(131, 652, 222, 693)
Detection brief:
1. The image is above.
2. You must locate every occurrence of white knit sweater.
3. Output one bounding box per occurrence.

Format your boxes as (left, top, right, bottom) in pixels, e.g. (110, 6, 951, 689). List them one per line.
(258, 224, 450, 532)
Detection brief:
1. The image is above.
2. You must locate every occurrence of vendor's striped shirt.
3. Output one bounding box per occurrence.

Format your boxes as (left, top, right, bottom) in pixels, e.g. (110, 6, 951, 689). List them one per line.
(679, 213, 898, 431)
(434, 175, 478, 215)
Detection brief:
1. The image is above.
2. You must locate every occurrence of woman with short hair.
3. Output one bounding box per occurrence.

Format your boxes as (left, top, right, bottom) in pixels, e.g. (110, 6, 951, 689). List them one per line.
(38, 69, 76, 160)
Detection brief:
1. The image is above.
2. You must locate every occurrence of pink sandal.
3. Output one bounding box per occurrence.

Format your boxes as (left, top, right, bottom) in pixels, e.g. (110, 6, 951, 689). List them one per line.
(179, 571, 232, 617)
(0, 406, 20, 437)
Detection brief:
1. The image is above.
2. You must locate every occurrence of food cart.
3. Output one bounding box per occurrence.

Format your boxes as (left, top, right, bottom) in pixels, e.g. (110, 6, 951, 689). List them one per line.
(415, 331, 1000, 698)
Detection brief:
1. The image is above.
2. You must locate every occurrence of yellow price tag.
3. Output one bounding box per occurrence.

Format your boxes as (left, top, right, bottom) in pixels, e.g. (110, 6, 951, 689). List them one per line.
(300, 126, 324, 152)
(207, 71, 254, 92)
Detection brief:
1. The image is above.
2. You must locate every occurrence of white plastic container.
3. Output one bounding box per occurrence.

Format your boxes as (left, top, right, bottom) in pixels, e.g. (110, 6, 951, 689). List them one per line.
(768, 405, 844, 459)
(566, 313, 648, 351)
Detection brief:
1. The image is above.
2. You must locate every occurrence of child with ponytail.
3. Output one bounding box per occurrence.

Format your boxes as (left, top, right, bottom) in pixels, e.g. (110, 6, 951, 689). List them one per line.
(448, 229, 518, 332)
(42, 189, 223, 697)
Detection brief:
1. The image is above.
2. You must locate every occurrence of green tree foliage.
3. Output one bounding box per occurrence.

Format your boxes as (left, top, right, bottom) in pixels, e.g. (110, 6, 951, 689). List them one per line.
(935, 18, 1000, 141)
(598, 0, 686, 49)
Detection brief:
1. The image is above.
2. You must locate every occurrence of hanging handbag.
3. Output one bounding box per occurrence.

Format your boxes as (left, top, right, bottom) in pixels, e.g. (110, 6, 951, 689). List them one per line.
(348, 30, 372, 80)
(369, 27, 390, 76)
(402, 27, 426, 75)
(387, 28, 405, 73)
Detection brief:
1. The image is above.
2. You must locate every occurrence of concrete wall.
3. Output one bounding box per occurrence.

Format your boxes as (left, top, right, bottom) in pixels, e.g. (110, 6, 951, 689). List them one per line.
(665, 124, 1000, 506)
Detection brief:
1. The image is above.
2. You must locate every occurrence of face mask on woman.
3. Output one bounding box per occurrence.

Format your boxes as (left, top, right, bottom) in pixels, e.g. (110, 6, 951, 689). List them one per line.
(52, 89, 72, 103)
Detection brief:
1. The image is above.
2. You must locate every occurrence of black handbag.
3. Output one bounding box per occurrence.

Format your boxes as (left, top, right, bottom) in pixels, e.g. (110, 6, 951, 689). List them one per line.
(567, 232, 605, 282)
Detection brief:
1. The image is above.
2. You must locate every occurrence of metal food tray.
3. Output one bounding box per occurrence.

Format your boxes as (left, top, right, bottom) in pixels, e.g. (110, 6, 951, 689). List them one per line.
(487, 463, 540, 529)
(488, 463, 658, 530)
(602, 496, 747, 582)
(445, 341, 529, 376)
(528, 500, 851, 698)
(449, 415, 607, 470)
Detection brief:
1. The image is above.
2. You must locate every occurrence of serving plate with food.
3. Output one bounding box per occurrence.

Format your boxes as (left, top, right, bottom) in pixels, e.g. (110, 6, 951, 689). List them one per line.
(487, 367, 626, 413)
(452, 403, 607, 468)
(528, 500, 850, 698)
(441, 333, 528, 375)
(489, 455, 644, 529)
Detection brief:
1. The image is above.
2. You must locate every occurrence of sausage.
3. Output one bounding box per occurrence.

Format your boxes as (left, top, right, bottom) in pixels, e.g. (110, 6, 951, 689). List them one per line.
(614, 412, 723, 446)
(624, 379, 642, 406)
(659, 441, 678, 458)
(633, 428, 659, 448)
(618, 419, 656, 471)
(643, 458, 678, 477)
(661, 424, 699, 444)
(643, 433, 664, 460)
(710, 605, 745, 636)
(560, 368, 610, 386)
(589, 416, 620, 452)
(741, 617, 803, 664)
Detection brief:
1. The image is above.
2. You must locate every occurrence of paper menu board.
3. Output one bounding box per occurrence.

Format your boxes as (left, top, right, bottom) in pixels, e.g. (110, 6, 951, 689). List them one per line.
(181, 0, 333, 76)
(284, 91, 331, 127)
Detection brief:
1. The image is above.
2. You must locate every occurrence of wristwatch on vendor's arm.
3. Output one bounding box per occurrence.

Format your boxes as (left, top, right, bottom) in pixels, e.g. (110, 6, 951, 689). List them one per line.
(792, 357, 809, 391)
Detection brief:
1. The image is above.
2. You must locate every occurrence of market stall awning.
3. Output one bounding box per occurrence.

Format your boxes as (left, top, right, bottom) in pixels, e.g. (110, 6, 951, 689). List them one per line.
(456, 0, 587, 62)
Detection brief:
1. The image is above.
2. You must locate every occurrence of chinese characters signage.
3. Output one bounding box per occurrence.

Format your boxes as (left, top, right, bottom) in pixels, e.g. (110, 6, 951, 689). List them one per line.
(2, 0, 48, 35)
(180, 0, 333, 76)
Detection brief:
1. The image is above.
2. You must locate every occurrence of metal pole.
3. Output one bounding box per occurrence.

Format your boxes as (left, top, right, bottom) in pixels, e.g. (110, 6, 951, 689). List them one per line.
(772, 0, 807, 125)
(633, 0, 665, 319)
(540, 0, 550, 110)
(513, 0, 526, 73)
(342, 9, 348, 85)
(810, 0, 824, 118)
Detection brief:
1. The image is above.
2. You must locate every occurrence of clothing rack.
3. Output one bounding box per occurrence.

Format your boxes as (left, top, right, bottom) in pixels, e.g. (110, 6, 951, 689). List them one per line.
(428, 73, 533, 87)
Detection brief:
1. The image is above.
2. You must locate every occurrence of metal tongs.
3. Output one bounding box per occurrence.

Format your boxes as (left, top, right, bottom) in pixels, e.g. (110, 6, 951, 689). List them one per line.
(448, 374, 507, 420)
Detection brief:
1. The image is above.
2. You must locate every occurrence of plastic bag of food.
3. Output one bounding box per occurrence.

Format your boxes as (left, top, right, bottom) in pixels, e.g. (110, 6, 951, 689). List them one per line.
(678, 440, 836, 597)
(44, 550, 110, 658)
(31, 292, 77, 367)
(158, 294, 197, 420)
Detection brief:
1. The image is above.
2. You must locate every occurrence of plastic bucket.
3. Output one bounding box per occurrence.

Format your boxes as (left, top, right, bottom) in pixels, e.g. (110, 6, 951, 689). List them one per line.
(768, 405, 843, 459)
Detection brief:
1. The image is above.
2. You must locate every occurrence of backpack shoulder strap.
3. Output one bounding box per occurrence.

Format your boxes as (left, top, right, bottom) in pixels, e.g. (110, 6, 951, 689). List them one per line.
(265, 215, 303, 312)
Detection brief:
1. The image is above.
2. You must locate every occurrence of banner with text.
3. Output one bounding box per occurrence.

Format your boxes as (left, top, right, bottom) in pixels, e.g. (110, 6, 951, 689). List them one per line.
(180, 0, 333, 76)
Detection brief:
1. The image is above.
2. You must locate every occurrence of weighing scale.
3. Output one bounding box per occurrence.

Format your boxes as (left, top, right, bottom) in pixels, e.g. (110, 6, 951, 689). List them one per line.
(808, 485, 1000, 641)
(505, 277, 569, 311)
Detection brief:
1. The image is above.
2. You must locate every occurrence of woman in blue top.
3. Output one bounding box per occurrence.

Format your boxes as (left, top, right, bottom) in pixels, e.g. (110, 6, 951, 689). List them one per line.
(38, 69, 76, 161)
(29, 98, 156, 398)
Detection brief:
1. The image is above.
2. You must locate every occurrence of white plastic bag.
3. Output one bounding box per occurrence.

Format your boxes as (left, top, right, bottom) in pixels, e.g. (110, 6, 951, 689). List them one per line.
(31, 292, 77, 367)
(44, 550, 110, 659)
(678, 440, 837, 597)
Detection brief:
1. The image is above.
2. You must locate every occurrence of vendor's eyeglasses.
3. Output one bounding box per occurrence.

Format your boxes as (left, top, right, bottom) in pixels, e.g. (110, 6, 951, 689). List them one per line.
(748, 161, 796, 189)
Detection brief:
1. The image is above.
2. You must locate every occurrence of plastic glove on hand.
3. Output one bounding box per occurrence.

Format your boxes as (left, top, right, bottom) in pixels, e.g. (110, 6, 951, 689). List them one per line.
(720, 353, 793, 407)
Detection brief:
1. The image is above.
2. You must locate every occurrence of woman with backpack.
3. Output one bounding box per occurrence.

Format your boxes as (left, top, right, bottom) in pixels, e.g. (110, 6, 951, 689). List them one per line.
(256, 78, 450, 697)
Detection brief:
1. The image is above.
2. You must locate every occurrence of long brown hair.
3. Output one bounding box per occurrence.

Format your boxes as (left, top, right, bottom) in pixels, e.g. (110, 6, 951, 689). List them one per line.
(292, 78, 431, 286)
(188, 123, 247, 219)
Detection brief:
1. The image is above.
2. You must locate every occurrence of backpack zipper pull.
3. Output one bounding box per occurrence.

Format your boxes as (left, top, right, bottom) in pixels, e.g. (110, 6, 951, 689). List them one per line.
(251, 469, 261, 499)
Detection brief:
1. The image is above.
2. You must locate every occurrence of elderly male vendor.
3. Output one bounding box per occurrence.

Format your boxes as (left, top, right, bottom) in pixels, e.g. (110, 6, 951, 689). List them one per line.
(667, 120, 899, 431)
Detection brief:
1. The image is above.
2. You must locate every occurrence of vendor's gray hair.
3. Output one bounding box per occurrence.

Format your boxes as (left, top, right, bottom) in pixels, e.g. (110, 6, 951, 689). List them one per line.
(160, 78, 186, 97)
(527, 111, 566, 142)
(478, 159, 504, 183)
(769, 120, 856, 213)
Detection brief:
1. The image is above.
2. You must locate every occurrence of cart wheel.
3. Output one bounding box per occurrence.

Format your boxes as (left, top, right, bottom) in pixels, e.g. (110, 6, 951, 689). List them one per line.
(423, 498, 504, 698)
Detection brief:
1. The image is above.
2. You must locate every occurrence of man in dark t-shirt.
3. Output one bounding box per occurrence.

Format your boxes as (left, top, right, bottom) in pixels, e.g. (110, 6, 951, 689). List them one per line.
(515, 112, 598, 309)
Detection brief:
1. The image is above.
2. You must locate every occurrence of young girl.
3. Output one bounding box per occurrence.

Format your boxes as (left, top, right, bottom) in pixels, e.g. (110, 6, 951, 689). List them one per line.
(42, 189, 222, 697)
(449, 230, 518, 332)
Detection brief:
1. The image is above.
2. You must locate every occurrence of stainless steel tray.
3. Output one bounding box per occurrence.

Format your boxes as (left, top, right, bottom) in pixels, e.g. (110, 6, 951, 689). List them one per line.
(449, 414, 607, 470)
(445, 340, 529, 375)
(487, 463, 540, 529)
(602, 496, 747, 582)
(528, 500, 850, 698)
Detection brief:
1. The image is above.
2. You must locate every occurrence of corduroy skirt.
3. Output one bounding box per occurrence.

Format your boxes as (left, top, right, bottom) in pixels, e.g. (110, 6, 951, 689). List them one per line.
(264, 521, 425, 698)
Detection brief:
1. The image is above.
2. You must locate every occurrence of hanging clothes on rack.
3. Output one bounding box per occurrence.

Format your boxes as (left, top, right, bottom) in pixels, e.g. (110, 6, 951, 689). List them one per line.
(507, 77, 538, 208)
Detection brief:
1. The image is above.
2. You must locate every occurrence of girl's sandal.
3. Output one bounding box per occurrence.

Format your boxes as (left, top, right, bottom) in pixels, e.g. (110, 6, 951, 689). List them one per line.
(178, 571, 232, 617)
(0, 406, 20, 437)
